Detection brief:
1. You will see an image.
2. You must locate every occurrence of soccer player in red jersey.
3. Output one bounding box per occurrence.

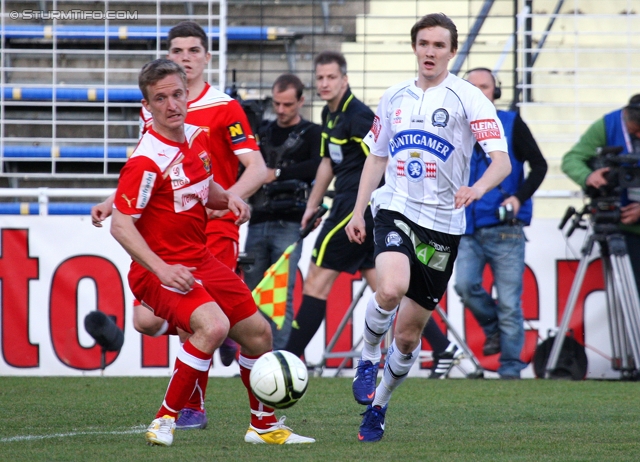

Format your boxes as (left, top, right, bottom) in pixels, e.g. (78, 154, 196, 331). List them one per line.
(92, 22, 267, 429)
(112, 58, 314, 446)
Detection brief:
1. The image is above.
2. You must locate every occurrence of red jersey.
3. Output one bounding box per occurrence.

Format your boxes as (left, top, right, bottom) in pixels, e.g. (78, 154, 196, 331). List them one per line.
(140, 84, 259, 242)
(115, 124, 212, 266)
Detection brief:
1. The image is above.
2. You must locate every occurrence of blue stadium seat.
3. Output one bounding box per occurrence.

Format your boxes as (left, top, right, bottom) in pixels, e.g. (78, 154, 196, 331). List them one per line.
(1, 25, 299, 41)
(3, 146, 133, 159)
(0, 202, 94, 215)
(3, 87, 142, 102)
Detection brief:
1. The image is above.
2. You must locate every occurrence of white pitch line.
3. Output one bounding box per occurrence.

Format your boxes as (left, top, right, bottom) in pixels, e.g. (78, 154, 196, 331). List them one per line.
(0, 425, 146, 443)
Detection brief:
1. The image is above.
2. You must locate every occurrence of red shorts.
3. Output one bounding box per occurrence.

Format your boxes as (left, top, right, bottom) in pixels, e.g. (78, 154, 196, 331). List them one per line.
(207, 234, 238, 271)
(206, 217, 239, 271)
(128, 252, 256, 333)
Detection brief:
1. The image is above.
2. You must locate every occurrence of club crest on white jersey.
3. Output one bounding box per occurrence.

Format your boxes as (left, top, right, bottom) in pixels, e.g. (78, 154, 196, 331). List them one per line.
(431, 108, 449, 128)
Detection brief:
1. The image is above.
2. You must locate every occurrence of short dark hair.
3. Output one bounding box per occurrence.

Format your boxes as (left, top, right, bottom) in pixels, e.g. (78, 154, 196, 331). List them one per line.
(313, 51, 347, 76)
(167, 21, 208, 52)
(272, 73, 305, 100)
(411, 13, 458, 52)
(626, 94, 640, 125)
(138, 58, 187, 100)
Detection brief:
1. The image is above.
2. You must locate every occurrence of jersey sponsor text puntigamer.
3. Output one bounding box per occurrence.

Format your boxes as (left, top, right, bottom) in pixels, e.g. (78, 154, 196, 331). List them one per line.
(364, 74, 508, 234)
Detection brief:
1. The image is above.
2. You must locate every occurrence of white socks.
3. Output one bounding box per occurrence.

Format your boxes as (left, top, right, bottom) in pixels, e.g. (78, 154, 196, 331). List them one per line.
(372, 339, 421, 408)
(361, 293, 398, 363)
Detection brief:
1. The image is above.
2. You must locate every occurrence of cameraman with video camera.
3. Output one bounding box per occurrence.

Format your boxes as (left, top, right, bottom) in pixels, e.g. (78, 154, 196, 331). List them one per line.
(243, 74, 322, 349)
(454, 68, 548, 379)
(561, 94, 640, 292)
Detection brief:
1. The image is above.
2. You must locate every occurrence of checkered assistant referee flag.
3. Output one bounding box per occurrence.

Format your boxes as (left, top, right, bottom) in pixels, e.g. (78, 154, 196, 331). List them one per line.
(251, 204, 329, 329)
(252, 243, 296, 330)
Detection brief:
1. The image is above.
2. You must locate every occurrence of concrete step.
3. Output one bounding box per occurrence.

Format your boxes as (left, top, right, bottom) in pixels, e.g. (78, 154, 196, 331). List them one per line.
(531, 14, 640, 47)
(354, 14, 514, 44)
(367, 0, 516, 20)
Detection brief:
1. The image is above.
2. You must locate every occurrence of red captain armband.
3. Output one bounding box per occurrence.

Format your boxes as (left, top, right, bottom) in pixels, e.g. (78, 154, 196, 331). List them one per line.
(470, 119, 502, 142)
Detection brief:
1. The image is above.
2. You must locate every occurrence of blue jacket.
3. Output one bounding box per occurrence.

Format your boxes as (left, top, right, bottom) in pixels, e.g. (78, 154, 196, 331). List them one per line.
(465, 110, 533, 234)
(604, 109, 634, 206)
(604, 109, 627, 151)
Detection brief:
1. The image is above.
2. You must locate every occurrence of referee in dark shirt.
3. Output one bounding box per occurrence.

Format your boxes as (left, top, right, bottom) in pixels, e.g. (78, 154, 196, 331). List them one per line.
(285, 51, 378, 358)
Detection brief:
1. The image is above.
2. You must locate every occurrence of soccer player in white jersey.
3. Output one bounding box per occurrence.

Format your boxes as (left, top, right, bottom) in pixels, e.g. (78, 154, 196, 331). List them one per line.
(345, 13, 511, 442)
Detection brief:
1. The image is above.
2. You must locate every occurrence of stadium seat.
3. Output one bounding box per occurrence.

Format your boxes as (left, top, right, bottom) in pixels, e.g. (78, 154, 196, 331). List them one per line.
(2, 146, 134, 159)
(0, 202, 94, 215)
(3, 87, 142, 102)
(1, 25, 301, 42)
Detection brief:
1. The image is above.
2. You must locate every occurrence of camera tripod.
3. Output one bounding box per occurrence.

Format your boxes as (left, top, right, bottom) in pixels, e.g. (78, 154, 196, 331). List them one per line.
(546, 208, 640, 379)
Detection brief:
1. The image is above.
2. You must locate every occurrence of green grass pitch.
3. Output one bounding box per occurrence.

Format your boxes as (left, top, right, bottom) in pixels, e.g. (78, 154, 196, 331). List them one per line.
(1, 376, 639, 461)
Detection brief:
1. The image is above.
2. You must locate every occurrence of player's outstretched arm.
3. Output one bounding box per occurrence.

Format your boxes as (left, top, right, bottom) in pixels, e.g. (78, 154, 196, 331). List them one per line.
(110, 208, 195, 291)
(231, 150, 269, 200)
(455, 150, 511, 209)
(91, 192, 116, 227)
(345, 154, 386, 245)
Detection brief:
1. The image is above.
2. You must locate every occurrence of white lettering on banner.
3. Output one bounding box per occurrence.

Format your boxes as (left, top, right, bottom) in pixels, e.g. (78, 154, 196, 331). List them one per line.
(136, 171, 156, 209)
(175, 177, 209, 212)
(0, 217, 622, 379)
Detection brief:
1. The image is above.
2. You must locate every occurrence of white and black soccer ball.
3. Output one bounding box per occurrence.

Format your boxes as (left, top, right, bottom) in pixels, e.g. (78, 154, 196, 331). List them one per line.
(249, 350, 309, 409)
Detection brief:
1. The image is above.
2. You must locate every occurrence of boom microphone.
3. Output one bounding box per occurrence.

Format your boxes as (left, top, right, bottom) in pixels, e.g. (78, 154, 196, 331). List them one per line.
(84, 311, 124, 352)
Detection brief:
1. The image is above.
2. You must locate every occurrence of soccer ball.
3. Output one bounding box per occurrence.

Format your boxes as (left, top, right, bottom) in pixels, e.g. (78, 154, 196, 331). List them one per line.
(249, 350, 309, 409)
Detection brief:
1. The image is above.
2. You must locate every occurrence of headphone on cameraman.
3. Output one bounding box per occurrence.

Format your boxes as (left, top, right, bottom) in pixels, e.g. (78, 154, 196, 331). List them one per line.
(463, 67, 502, 100)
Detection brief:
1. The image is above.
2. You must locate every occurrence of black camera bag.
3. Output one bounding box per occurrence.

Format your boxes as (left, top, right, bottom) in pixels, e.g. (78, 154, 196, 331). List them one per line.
(533, 330, 588, 380)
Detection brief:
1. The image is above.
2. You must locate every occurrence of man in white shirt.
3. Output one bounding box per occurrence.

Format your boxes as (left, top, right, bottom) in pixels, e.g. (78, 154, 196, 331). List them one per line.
(346, 13, 511, 442)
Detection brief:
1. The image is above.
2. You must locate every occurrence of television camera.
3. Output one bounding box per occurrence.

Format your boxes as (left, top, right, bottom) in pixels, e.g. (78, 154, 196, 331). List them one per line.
(547, 146, 640, 380)
(559, 146, 640, 237)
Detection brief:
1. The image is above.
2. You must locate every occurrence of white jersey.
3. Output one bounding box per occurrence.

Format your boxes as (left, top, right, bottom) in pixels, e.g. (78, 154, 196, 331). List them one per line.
(364, 73, 508, 235)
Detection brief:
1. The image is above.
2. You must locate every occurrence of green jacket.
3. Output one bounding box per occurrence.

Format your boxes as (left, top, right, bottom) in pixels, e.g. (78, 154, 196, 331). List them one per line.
(561, 117, 640, 234)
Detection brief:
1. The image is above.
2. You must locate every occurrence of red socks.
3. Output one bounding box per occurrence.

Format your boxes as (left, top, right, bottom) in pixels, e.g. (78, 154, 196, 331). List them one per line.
(183, 367, 209, 411)
(239, 353, 277, 429)
(156, 340, 212, 419)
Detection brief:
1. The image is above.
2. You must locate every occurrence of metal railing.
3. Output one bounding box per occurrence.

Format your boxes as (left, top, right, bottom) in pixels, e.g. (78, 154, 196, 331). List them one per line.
(0, 0, 227, 178)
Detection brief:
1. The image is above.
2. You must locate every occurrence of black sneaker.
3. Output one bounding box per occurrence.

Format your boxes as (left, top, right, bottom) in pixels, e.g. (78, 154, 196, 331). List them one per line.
(483, 332, 501, 356)
(429, 343, 463, 379)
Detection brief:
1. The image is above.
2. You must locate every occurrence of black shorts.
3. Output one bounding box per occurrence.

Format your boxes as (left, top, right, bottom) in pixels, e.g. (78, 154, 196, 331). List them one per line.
(312, 193, 375, 274)
(373, 209, 460, 310)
